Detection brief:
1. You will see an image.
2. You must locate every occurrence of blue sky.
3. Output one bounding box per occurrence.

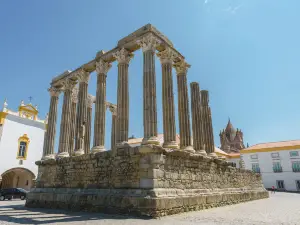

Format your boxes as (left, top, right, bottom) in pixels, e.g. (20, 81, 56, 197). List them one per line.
(1, 0, 300, 150)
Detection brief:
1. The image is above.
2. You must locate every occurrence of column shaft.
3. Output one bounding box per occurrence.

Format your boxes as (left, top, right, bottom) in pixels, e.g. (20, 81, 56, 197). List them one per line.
(190, 82, 206, 155)
(142, 50, 159, 144)
(201, 90, 216, 157)
(69, 101, 77, 155)
(74, 70, 89, 155)
(85, 105, 92, 154)
(113, 48, 133, 146)
(158, 49, 178, 149)
(92, 59, 111, 153)
(58, 82, 74, 157)
(111, 114, 117, 150)
(42, 88, 60, 159)
(174, 60, 194, 152)
(117, 63, 129, 144)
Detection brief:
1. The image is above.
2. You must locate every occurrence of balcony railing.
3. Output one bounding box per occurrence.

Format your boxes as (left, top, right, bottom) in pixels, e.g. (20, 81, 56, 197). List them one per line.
(292, 167, 300, 172)
(273, 167, 283, 173)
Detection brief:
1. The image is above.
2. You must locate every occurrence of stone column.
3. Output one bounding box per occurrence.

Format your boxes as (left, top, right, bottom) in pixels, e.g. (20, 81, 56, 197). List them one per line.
(157, 48, 178, 149)
(57, 80, 76, 158)
(92, 59, 111, 153)
(69, 87, 78, 155)
(201, 90, 217, 157)
(137, 34, 160, 145)
(84, 95, 93, 154)
(108, 104, 117, 150)
(174, 60, 194, 152)
(42, 87, 61, 160)
(190, 82, 207, 155)
(113, 48, 134, 146)
(74, 69, 90, 156)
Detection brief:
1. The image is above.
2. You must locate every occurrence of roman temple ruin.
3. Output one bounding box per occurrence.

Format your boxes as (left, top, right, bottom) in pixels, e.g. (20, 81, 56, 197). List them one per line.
(26, 24, 268, 217)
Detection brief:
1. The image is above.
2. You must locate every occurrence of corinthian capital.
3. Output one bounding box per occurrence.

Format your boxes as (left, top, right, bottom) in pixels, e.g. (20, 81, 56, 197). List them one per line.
(113, 48, 134, 64)
(137, 34, 161, 52)
(95, 59, 112, 75)
(61, 79, 77, 92)
(157, 47, 178, 64)
(76, 69, 90, 84)
(87, 95, 95, 108)
(173, 60, 191, 75)
(48, 87, 61, 97)
(107, 102, 117, 116)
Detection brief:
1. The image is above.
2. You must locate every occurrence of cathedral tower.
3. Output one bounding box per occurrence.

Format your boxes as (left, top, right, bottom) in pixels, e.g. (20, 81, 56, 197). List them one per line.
(219, 119, 245, 153)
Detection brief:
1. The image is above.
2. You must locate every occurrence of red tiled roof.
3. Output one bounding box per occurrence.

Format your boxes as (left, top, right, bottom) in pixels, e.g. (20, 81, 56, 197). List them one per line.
(243, 140, 300, 151)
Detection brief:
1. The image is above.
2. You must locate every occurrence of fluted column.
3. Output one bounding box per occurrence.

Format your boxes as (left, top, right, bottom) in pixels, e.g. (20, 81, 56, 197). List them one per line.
(201, 90, 217, 157)
(92, 59, 111, 153)
(85, 95, 93, 154)
(137, 34, 160, 145)
(57, 80, 76, 158)
(42, 88, 60, 160)
(108, 104, 117, 150)
(190, 82, 207, 155)
(74, 69, 90, 156)
(157, 48, 178, 149)
(113, 48, 134, 146)
(174, 60, 194, 152)
(69, 87, 78, 155)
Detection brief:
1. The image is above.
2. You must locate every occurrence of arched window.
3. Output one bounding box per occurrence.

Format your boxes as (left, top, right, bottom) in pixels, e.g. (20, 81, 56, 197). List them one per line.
(17, 134, 30, 160)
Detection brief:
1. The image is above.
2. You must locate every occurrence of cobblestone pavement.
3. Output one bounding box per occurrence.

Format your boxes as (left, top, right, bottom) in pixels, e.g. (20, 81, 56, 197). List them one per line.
(0, 192, 299, 225)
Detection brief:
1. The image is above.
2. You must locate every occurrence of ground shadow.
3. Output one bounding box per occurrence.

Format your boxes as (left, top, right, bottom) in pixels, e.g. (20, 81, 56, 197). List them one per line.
(0, 202, 151, 224)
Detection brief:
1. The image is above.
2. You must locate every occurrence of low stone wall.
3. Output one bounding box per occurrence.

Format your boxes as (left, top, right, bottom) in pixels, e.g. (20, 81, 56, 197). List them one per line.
(26, 145, 269, 217)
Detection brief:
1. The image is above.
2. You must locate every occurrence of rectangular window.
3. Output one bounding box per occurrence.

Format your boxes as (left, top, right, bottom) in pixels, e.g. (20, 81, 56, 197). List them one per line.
(273, 162, 282, 173)
(290, 151, 299, 157)
(292, 161, 300, 172)
(296, 180, 300, 191)
(252, 163, 260, 173)
(277, 180, 285, 189)
(18, 142, 27, 158)
(250, 154, 258, 159)
(271, 152, 279, 158)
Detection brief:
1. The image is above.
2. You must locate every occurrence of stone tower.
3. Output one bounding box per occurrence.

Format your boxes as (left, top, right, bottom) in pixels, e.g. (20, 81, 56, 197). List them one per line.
(219, 119, 245, 153)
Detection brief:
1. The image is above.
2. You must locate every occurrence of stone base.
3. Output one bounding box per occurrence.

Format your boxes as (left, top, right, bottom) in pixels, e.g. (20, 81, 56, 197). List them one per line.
(28, 145, 268, 217)
(56, 152, 69, 158)
(26, 188, 268, 218)
(91, 145, 106, 153)
(42, 154, 55, 160)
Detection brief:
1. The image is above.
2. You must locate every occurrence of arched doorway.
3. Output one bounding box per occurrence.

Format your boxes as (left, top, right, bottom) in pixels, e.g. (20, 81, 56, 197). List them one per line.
(0, 168, 35, 191)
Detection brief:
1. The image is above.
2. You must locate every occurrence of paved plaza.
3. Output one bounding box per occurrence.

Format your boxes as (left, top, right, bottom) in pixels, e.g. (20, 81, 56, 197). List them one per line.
(0, 192, 298, 225)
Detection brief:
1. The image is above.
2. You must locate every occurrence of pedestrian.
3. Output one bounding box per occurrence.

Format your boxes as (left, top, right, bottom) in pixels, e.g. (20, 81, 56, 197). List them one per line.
(272, 186, 276, 194)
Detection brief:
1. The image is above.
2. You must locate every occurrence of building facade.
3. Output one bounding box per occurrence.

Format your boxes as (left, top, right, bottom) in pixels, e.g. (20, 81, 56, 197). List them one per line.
(0, 100, 46, 190)
(241, 140, 300, 192)
(219, 119, 245, 153)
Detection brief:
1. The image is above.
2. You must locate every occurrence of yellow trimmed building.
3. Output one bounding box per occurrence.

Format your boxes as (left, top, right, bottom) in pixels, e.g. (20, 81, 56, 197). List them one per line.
(0, 100, 46, 190)
(241, 140, 300, 192)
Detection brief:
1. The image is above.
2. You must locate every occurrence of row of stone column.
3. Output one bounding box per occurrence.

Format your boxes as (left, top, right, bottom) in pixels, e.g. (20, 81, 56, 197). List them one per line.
(42, 72, 116, 159)
(190, 82, 217, 157)
(43, 33, 217, 159)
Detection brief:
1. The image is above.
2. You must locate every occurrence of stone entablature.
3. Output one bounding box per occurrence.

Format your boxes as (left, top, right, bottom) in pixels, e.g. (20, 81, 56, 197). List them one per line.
(27, 146, 268, 217)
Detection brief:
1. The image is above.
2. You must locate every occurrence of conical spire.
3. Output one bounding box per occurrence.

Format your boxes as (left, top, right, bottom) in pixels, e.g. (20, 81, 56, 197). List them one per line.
(225, 118, 234, 132)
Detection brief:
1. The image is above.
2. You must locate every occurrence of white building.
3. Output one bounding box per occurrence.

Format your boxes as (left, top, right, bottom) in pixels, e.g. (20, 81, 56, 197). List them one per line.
(241, 140, 300, 192)
(0, 100, 46, 190)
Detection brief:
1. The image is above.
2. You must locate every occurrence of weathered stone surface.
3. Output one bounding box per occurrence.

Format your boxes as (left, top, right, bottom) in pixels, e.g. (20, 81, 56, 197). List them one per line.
(28, 146, 268, 217)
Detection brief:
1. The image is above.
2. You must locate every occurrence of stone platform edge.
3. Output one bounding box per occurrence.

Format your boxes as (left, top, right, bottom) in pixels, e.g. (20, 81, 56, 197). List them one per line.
(26, 187, 269, 217)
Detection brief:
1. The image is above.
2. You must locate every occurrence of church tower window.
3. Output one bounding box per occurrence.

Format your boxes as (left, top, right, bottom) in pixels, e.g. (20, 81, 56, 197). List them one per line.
(17, 134, 30, 160)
